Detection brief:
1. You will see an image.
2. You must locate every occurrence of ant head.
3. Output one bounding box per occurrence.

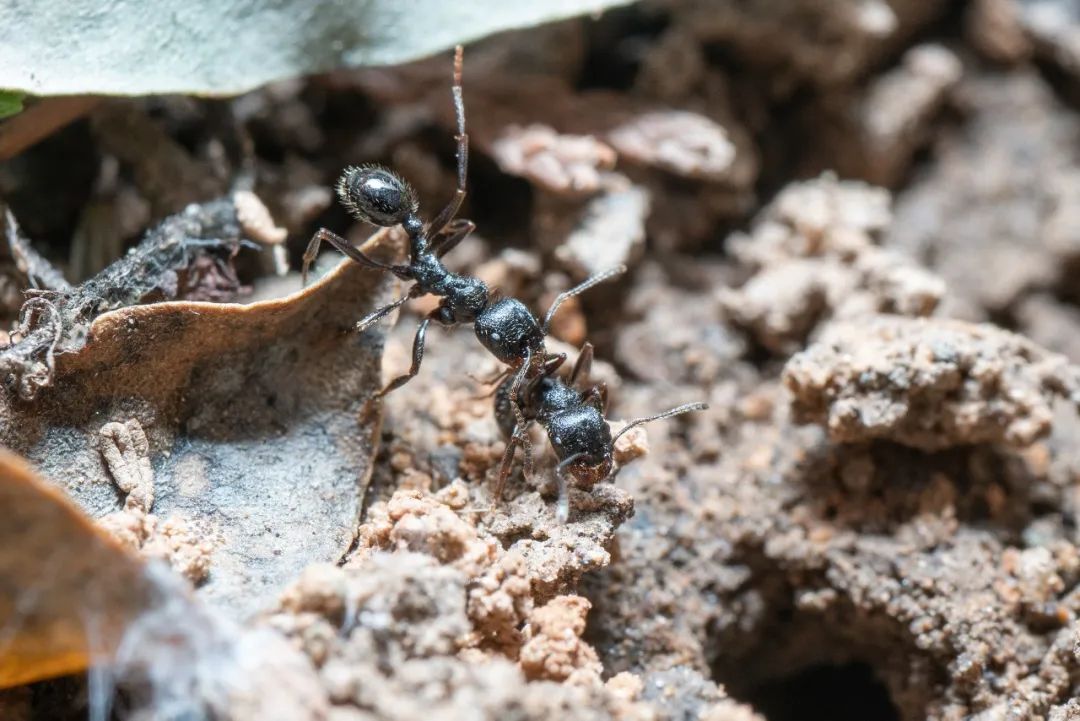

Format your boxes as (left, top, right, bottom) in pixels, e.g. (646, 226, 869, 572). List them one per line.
(548, 406, 615, 488)
(337, 166, 419, 227)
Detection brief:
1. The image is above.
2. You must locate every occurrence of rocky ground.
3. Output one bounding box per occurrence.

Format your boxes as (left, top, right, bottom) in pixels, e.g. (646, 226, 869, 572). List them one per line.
(3, 1, 1080, 720)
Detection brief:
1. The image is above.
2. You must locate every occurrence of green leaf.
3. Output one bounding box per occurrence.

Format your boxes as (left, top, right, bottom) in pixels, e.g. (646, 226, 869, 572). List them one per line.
(0, 90, 24, 120)
(0, 0, 633, 97)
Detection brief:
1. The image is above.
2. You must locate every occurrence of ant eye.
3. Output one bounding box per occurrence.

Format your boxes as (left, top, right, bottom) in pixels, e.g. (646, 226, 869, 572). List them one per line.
(337, 166, 418, 227)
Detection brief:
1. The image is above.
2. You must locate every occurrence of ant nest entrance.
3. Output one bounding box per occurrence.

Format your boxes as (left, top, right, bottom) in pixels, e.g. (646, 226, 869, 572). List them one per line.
(735, 662, 901, 721)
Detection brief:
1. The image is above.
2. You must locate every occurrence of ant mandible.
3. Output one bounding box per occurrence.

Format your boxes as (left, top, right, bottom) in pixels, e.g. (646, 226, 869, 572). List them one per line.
(303, 45, 707, 521)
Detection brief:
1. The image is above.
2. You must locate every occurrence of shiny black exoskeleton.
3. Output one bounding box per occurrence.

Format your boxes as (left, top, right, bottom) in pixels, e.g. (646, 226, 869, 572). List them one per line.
(494, 345, 704, 521)
(307, 159, 615, 377)
(302, 46, 707, 521)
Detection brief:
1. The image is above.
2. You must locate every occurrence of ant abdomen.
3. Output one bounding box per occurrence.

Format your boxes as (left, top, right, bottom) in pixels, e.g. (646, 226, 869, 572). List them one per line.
(475, 298, 545, 367)
(337, 165, 418, 227)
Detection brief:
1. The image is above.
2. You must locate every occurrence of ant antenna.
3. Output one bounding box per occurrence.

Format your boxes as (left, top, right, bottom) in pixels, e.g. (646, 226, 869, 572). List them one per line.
(611, 402, 709, 445)
(452, 45, 467, 192)
(427, 45, 469, 237)
(542, 265, 627, 335)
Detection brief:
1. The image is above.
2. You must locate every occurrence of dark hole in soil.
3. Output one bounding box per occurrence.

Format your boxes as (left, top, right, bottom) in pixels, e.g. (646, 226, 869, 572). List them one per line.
(737, 662, 901, 721)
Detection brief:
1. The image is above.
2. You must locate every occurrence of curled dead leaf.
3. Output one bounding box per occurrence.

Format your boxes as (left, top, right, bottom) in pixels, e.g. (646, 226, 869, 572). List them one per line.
(0, 449, 154, 689)
(1, 228, 402, 620)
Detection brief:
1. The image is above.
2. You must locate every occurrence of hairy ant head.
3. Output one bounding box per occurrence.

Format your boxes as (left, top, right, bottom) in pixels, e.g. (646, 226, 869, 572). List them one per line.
(547, 406, 614, 487)
(337, 166, 419, 227)
(554, 401, 708, 488)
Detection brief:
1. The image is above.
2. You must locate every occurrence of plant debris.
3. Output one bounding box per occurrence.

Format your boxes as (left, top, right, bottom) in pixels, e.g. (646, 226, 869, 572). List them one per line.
(5, 3, 1080, 720)
(0, 225, 399, 621)
(0, 451, 156, 688)
(0, 196, 256, 400)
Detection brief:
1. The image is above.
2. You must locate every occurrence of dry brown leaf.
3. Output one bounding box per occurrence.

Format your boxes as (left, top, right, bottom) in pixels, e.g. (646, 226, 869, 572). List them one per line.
(0, 228, 400, 620)
(0, 449, 154, 689)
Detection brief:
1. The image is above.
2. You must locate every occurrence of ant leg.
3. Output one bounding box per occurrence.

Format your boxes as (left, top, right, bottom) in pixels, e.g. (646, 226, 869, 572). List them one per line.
(507, 352, 566, 417)
(521, 427, 535, 481)
(492, 430, 525, 504)
(569, 342, 594, 388)
(472, 383, 504, 401)
(302, 228, 410, 286)
(378, 318, 431, 398)
(469, 367, 511, 399)
(581, 381, 609, 414)
(427, 190, 465, 239)
(356, 294, 411, 333)
(431, 219, 475, 258)
(540, 352, 567, 376)
(428, 46, 469, 237)
(492, 351, 535, 504)
(470, 365, 510, 385)
(541, 265, 627, 334)
(508, 349, 534, 481)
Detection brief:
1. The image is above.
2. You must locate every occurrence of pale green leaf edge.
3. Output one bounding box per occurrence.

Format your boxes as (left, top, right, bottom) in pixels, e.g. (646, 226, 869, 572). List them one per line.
(0, 90, 25, 120)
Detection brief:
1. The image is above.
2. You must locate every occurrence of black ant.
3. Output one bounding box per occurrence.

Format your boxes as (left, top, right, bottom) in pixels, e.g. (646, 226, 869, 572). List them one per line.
(493, 345, 704, 522)
(303, 46, 707, 521)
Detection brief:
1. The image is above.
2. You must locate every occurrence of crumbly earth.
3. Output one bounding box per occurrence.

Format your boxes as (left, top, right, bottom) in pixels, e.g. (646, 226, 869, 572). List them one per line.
(784, 315, 1080, 450)
(718, 176, 945, 354)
